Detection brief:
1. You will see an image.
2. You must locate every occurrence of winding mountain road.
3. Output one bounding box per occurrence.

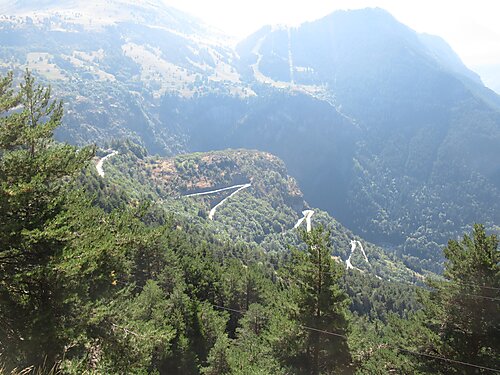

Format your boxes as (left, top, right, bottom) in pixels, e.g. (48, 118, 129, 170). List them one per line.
(208, 183, 251, 220)
(184, 183, 250, 197)
(346, 240, 370, 270)
(294, 210, 315, 232)
(96, 150, 118, 177)
(249, 30, 357, 126)
(183, 183, 252, 221)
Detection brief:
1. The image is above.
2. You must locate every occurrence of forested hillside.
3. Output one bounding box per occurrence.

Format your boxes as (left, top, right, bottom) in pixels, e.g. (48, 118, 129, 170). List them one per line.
(1, 3, 499, 273)
(191, 8, 500, 272)
(89, 143, 421, 282)
(0, 0, 250, 153)
(1, 72, 498, 374)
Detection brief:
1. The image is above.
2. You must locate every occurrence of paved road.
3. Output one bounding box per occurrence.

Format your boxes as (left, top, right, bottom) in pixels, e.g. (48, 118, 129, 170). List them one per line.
(346, 240, 370, 270)
(294, 210, 315, 232)
(96, 150, 118, 177)
(184, 183, 250, 197)
(208, 183, 251, 220)
(183, 182, 252, 220)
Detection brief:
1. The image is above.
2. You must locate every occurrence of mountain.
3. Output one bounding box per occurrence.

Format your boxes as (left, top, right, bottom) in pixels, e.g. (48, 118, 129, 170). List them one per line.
(91, 144, 419, 281)
(0, 3, 498, 272)
(0, 0, 251, 153)
(475, 63, 500, 94)
(169, 8, 500, 271)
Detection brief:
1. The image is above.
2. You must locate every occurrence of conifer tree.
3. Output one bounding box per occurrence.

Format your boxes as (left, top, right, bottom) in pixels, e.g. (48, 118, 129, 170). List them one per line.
(287, 226, 353, 374)
(424, 224, 499, 373)
(0, 71, 94, 367)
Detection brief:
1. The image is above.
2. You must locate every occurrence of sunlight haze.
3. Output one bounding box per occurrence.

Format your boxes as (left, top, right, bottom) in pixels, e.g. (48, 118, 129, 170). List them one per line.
(164, 0, 500, 92)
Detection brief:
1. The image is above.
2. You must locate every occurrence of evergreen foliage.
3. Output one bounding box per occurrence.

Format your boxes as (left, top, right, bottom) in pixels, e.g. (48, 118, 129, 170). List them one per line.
(0, 73, 498, 374)
(422, 224, 499, 373)
(0, 70, 94, 367)
(285, 227, 352, 374)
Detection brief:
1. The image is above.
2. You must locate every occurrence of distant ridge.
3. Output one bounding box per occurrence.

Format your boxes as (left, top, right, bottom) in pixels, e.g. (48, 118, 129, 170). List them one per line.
(0, 4, 498, 273)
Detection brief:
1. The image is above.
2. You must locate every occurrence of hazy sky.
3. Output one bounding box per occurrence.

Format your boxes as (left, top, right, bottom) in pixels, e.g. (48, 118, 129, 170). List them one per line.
(164, 0, 500, 90)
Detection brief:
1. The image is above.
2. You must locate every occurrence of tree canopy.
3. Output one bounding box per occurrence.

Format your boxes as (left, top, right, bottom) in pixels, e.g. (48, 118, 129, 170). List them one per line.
(0, 72, 498, 374)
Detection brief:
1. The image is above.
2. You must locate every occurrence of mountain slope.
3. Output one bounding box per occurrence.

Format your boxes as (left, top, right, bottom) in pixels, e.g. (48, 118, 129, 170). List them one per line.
(214, 8, 500, 270)
(94, 145, 419, 281)
(0, 0, 251, 153)
(1, 4, 498, 272)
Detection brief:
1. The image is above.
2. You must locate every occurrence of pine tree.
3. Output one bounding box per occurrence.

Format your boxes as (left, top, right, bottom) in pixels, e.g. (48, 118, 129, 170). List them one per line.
(286, 226, 353, 374)
(425, 224, 499, 373)
(0, 71, 94, 368)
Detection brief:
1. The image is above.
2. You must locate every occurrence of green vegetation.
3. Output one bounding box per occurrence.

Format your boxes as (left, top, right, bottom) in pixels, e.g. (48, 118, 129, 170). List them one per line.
(2, 4, 499, 277)
(285, 227, 352, 374)
(3, 2, 500, 280)
(96, 143, 419, 282)
(1, 74, 498, 374)
(0, 71, 95, 366)
(422, 224, 500, 372)
(350, 224, 500, 374)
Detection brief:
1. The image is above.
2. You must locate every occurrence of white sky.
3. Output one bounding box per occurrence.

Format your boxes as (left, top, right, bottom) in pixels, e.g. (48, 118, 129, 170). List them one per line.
(164, 0, 500, 89)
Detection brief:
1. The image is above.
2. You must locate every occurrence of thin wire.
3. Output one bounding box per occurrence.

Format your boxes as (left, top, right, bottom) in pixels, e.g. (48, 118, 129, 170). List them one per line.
(300, 325, 348, 339)
(212, 304, 348, 339)
(444, 280, 500, 292)
(397, 348, 500, 373)
(212, 304, 246, 314)
(317, 270, 500, 301)
(211, 304, 500, 373)
(456, 293, 500, 302)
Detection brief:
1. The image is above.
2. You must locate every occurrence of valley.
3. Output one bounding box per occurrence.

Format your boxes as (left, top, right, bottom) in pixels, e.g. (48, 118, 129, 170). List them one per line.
(1, 3, 496, 273)
(94, 145, 420, 281)
(0, 2, 498, 373)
